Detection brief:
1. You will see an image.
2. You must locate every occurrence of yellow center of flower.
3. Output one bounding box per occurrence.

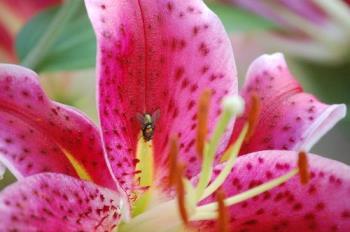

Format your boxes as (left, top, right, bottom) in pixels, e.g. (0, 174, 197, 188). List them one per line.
(132, 139, 154, 216)
(63, 148, 92, 181)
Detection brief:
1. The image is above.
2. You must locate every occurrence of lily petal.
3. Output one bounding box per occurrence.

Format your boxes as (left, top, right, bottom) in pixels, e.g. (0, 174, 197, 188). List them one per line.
(200, 151, 350, 231)
(85, 0, 237, 191)
(0, 64, 114, 188)
(0, 173, 123, 232)
(231, 53, 346, 155)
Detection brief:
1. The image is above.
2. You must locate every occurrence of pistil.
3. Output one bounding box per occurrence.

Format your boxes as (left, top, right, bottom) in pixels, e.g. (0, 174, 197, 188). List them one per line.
(195, 95, 244, 200)
(201, 123, 248, 200)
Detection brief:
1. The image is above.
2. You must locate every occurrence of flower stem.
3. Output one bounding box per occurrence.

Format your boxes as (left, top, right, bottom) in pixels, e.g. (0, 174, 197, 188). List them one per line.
(21, 0, 81, 71)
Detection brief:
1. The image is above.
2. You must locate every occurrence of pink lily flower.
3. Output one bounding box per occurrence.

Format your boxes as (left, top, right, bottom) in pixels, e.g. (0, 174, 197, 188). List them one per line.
(0, 0, 348, 231)
(0, 0, 61, 62)
(222, 0, 350, 63)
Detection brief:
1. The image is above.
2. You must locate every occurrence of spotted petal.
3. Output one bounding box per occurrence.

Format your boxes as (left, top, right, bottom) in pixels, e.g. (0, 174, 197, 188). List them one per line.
(85, 0, 237, 192)
(199, 151, 350, 231)
(0, 173, 123, 232)
(0, 64, 114, 188)
(230, 53, 346, 155)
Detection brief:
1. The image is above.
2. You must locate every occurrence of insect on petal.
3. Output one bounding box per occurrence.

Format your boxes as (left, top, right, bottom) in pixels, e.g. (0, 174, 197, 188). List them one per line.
(85, 0, 238, 193)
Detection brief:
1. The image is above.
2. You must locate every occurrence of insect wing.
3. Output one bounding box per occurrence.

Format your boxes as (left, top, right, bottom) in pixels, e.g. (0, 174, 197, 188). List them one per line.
(136, 112, 145, 126)
(151, 109, 161, 125)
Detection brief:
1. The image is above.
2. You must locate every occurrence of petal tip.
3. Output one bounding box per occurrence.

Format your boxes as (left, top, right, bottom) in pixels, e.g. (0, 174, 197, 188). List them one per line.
(299, 103, 347, 151)
(246, 52, 288, 82)
(0, 63, 39, 81)
(255, 52, 286, 64)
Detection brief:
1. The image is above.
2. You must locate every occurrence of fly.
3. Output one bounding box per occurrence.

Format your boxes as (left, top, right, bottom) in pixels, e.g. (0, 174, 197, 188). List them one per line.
(136, 109, 160, 141)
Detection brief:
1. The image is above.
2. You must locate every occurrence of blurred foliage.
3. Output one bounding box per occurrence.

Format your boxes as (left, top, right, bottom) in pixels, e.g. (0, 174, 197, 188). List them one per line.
(206, 2, 278, 32)
(297, 60, 350, 130)
(16, 1, 96, 72)
(0, 171, 16, 190)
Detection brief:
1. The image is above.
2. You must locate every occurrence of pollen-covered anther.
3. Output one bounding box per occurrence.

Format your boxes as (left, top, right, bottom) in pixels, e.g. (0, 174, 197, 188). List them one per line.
(298, 151, 310, 185)
(196, 89, 212, 158)
(175, 163, 189, 226)
(245, 93, 261, 142)
(216, 189, 229, 232)
(167, 137, 190, 226)
(168, 137, 180, 188)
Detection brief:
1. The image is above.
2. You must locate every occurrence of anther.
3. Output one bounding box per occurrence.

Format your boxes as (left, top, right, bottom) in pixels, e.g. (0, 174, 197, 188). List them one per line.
(245, 94, 261, 142)
(196, 89, 212, 158)
(168, 137, 179, 188)
(298, 151, 310, 185)
(167, 137, 190, 226)
(175, 163, 189, 226)
(216, 189, 229, 232)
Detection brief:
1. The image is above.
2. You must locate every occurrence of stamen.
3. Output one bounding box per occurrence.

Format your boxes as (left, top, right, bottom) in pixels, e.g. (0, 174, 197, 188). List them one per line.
(216, 190, 229, 232)
(298, 151, 310, 185)
(175, 163, 189, 226)
(168, 137, 179, 187)
(245, 94, 261, 143)
(196, 89, 212, 158)
(168, 138, 191, 227)
(119, 91, 313, 232)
